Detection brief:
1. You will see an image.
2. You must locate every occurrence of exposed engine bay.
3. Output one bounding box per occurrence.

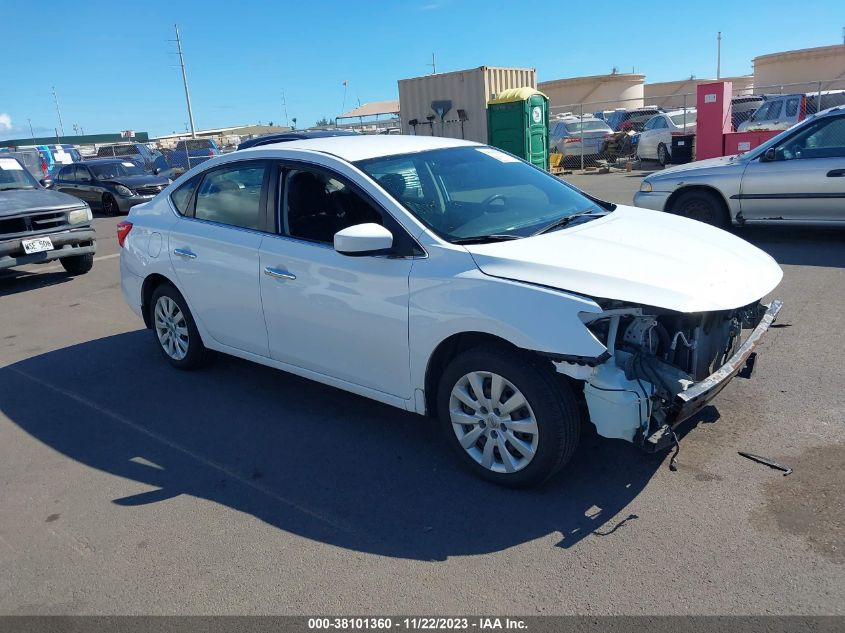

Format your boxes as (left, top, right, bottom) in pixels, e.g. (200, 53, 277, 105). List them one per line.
(553, 300, 777, 451)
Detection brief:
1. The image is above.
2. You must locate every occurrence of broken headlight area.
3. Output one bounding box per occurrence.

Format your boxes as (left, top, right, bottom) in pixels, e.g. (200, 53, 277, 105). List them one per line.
(555, 300, 777, 451)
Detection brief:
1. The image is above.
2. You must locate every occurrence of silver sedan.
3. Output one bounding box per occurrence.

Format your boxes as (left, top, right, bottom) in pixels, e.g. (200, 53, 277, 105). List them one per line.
(633, 106, 845, 227)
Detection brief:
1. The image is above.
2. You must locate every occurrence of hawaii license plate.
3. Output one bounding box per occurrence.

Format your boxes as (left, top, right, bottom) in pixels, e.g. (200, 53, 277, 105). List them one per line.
(21, 236, 54, 254)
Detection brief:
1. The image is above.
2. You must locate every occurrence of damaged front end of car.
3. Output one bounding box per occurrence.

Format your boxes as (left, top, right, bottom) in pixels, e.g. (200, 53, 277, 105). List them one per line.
(550, 298, 783, 452)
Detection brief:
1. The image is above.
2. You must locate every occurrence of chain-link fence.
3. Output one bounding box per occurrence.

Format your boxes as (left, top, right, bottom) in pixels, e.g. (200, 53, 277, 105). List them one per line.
(548, 78, 845, 171)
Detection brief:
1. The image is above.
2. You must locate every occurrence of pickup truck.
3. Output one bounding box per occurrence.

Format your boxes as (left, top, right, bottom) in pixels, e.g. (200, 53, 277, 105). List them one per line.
(0, 156, 96, 276)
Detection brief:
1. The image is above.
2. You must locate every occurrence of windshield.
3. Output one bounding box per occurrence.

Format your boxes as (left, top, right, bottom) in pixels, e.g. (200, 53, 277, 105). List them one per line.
(356, 146, 608, 242)
(564, 120, 611, 133)
(0, 158, 38, 190)
(670, 111, 697, 126)
(90, 162, 145, 178)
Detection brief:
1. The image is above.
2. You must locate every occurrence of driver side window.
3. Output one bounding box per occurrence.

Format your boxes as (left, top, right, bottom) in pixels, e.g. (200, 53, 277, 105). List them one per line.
(776, 116, 845, 160)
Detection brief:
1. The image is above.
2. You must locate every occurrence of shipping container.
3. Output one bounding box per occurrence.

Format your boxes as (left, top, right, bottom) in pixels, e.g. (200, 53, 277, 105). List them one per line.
(398, 66, 537, 143)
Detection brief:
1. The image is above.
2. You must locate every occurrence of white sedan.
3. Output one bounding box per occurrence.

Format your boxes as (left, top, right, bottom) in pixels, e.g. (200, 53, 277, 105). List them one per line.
(637, 109, 697, 166)
(119, 135, 782, 487)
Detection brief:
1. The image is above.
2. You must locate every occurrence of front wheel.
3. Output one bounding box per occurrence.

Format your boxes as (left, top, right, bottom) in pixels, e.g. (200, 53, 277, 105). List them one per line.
(437, 345, 580, 488)
(60, 253, 94, 275)
(671, 190, 729, 229)
(102, 194, 120, 216)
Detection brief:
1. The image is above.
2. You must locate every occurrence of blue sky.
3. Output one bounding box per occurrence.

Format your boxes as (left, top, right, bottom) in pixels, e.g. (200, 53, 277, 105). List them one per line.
(1, 0, 841, 140)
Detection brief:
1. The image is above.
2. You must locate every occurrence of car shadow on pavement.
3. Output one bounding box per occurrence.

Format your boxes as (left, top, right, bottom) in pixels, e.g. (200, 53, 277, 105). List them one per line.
(0, 269, 71, 297)
(0, 331, 710, 561)
(739, 225, 845, 269)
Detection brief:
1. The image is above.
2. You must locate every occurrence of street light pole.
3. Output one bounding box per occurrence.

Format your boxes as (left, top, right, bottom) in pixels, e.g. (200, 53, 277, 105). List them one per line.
(175, 24, 197, 139)
(716, 31, 722, 79)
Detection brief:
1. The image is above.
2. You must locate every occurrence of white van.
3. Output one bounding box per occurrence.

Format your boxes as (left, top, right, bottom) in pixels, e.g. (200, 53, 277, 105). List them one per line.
(737, 91, 845, 132)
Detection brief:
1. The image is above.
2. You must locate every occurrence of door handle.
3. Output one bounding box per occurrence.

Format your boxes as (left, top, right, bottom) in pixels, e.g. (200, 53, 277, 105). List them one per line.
(263, 266, 296, 281)
(826, 169, 845, 177)
(173, 248, 197, 259)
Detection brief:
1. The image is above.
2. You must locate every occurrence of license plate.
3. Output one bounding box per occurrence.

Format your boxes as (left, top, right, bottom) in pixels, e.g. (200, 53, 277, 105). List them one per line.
(22, 236, 54, 254)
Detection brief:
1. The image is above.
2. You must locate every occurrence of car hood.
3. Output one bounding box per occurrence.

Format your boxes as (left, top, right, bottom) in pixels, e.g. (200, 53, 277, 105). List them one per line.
(103, 175, 170, 188)
(652, 154, 745, 177)
(0, 187, 87, 217)
(463, 205, 782, 313)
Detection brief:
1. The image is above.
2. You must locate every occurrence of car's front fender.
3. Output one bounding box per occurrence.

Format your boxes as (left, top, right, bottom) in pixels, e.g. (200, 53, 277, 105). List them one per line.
(408, 249, 606, 410)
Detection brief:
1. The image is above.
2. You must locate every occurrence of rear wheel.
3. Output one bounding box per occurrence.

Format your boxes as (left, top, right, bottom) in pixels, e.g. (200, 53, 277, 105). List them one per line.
(437, 345, 580, 488)
(149, 283, 211, 369)
(671, 189, 729, 229)
(60, 253, 93, 276)
(657, 143, 670, 167)
(102, 194, 120, 216)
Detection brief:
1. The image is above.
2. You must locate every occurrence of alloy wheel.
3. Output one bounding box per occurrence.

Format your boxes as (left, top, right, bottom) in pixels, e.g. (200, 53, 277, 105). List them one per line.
(154, 296, 189, 361)
(449, 371, 539, 474)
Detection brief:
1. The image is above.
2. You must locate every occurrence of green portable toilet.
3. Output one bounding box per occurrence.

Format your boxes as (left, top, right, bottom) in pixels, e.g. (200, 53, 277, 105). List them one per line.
(487, 87, 549, 170)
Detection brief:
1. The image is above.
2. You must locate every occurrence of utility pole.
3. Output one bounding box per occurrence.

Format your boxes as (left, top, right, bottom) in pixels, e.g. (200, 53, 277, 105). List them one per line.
(281, 90, 290, 128)
(27, 119, 34, 138)
(52, 86, 65, 137)
(428, 53, 437, 75)
(174, 24, 197, 139)
(716, 31, 722, 79)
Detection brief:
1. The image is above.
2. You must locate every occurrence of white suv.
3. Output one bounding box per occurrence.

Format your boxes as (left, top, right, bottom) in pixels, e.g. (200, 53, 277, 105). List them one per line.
(119, 135, 782, 487)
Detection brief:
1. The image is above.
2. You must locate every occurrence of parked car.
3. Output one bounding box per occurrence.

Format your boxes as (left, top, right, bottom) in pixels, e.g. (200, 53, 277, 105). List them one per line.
(237, 129, 360, 150)
(0, 155, 95, 275)
(737, 91, 845, 132)
(637, 109, 697, 166)
(169, 138, 221, 171)
(634, 106, 845, 227)
(549, 116, 613, 164)
(0, 149, 52, 187)
(119, 135, 782, 487)
(22, 144, 82, 178)
(54, 159, 170, 215)
(606, 107, 664, 132)
(730, 95, 766, 131)
(95, 143, 175, 177)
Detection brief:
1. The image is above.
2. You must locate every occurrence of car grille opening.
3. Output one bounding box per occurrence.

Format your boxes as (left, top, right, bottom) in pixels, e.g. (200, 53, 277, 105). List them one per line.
(0, 211, 70, 237)
(135, 184, 166, 196)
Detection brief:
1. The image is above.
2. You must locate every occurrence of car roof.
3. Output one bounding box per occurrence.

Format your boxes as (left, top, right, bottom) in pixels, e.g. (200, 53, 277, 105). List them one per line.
(83, 158, 134, 163)
(240, 134, 479, 162)
(238, 129, 360, 149)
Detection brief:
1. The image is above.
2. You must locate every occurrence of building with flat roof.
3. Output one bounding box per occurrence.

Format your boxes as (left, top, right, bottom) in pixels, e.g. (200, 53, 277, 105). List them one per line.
(539, 72, 645, 112)
(154, 124, 291, 148)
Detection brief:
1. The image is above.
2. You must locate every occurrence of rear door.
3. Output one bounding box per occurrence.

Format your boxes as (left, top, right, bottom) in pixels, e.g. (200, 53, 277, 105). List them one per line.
(168, 160, 272, 356)
(739, 114, 845, 222)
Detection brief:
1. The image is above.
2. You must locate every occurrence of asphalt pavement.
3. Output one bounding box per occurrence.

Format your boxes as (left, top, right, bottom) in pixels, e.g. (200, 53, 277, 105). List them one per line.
(1, 176, 843, 615)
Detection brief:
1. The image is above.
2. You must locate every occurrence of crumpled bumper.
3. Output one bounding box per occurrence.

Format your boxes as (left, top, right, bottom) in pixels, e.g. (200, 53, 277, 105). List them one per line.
(667, 299, 783, 424)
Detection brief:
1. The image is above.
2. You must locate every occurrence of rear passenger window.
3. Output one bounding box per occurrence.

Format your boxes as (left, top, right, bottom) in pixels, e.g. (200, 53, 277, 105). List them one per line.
(170, 176, 200, 215)
(194, 163, 266, 229)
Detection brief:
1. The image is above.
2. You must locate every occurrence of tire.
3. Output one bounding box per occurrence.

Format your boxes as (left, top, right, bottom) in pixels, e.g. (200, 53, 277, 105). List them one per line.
(437, 345, 581, 488)
(102, 194, 120, 216)
(149, 283, 212, 370)
(60, 253, 94, 276)
(657, 143, 670, 167)
(670, 189, 729, 229)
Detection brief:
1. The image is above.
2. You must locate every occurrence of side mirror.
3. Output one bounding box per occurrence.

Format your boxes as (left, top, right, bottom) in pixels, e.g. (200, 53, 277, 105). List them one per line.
(762, 147, 777, 162)
(153, 167, 161, 175)
(39, 178, 51, 188)
(334, 223, 393, 256)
